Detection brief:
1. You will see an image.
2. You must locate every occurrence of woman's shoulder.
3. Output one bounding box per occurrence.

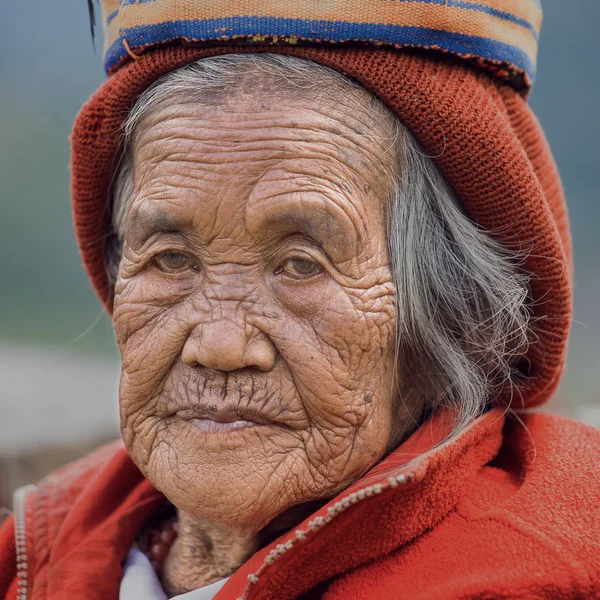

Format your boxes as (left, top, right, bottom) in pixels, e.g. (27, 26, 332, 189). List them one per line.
(35, 438, 127, 494)
(501, 410, 600, 483)
(18, 437, 158, 541)
(324, 412, 600, 600)
(456, 413, 600, 596)
(520, 409, 600, 442)
(460, 411, 600, 553)
(0, 440, 164, 600)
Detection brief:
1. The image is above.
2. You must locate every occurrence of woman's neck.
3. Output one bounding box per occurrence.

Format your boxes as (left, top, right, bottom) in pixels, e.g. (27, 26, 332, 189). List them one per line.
(161, 511, 258, 597)
(161, 499, 328, 597)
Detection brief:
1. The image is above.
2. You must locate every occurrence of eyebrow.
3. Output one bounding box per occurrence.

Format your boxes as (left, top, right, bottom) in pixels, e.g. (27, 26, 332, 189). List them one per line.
(245, 198, 363, 263)
(126, 205, 187, 249)
(264, 210, 344, 248)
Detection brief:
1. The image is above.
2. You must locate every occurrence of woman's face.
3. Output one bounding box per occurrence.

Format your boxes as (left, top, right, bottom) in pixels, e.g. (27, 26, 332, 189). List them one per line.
(113, 86, 406, 535)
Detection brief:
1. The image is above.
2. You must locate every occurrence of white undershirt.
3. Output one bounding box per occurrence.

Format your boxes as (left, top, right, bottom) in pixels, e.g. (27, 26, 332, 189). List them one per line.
(120, 544, 229, 600)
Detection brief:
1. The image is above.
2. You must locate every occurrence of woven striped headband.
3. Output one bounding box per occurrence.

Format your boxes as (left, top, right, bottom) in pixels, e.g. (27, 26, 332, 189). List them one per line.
(101, 0, 542, 91)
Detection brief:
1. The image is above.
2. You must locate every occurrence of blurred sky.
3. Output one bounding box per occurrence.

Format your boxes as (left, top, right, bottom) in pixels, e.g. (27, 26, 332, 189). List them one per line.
(0, 0, 599, 445)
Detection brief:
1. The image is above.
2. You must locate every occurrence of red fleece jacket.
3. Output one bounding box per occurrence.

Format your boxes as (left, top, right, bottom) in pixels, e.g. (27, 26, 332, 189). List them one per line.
(1, 409, 599, 599)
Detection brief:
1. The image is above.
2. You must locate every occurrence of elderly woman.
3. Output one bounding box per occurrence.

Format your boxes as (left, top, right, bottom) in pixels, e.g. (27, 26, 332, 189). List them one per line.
(2, 2, 599, 599)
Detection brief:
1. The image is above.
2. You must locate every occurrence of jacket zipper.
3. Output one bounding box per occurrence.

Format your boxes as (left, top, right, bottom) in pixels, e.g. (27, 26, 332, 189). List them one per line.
(237, 470, 416, 600)
(13, 484, 36, 600)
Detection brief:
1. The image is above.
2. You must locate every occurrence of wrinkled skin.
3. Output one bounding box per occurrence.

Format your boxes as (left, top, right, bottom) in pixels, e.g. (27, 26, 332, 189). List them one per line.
(113, 81, 417, 591)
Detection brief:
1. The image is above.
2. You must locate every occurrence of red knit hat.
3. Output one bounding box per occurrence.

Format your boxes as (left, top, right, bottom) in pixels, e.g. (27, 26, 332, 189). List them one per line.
(71, 10, 572, 410)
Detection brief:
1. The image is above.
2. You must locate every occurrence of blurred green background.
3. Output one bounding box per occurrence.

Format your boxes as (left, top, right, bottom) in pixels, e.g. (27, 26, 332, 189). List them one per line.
(0, 0, 599, 475)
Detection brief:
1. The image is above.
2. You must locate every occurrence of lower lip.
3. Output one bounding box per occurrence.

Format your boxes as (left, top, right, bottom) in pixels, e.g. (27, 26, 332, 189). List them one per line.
(182, 418, 261, 433)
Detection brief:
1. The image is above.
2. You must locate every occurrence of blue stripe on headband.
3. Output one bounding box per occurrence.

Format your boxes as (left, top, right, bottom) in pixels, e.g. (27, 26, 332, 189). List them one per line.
(105, 16, 535, 83)
(110, 0, 539, 40)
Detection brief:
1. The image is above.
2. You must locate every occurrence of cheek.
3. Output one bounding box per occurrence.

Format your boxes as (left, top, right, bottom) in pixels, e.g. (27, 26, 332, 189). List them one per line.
(113, 264, 196, 343)
(113, 280, 195, 438)
(114, 297, 184, 373)
(274, 275, 396, 378)
(272, 276, 397, 428)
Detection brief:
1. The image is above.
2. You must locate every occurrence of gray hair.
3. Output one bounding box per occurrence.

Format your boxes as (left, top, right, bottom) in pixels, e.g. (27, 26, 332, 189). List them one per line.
(108, 53, 530, 441)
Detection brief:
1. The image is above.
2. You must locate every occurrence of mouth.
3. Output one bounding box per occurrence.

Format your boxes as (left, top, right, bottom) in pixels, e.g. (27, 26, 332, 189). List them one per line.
(175, 407, 280, 432)
(180, 418, 260, 434)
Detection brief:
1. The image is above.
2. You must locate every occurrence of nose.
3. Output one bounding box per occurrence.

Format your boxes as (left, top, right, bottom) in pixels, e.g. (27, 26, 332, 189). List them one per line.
(181, 320, 276, 372)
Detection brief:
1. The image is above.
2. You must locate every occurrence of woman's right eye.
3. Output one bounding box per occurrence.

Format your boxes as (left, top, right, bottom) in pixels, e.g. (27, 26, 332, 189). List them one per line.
(155, 252, 199, 273)
(275, 256, 324, 279)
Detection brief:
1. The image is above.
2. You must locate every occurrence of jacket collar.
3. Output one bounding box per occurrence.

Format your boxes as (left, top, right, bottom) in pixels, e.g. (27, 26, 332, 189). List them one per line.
(22, 408, 504, 599)
(222, 408, 505, 599)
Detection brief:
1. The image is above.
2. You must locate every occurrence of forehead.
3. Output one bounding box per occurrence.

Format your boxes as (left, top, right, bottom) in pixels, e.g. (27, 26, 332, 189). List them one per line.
(132, 76, 397, 173)
(126, 88, 397, 254)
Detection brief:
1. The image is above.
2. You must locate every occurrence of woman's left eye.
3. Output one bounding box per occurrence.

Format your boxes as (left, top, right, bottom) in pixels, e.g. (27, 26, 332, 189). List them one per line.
(279, 257, 323, 278)
(155, 252, 198, 272)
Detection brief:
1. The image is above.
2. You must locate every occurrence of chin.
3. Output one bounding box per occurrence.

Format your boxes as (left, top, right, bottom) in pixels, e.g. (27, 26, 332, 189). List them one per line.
(159, 472, 286, 535)
(139, 422, 305, 530)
